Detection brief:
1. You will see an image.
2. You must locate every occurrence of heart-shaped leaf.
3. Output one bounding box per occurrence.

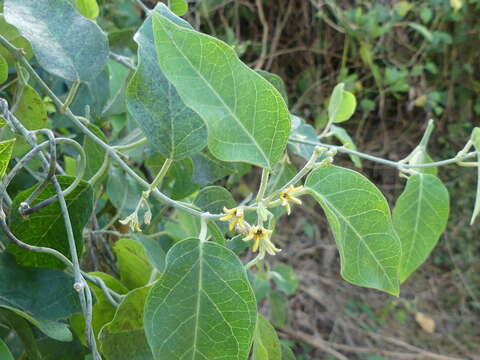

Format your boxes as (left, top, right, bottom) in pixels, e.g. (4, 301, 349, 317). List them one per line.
(144, 238, 257, 359)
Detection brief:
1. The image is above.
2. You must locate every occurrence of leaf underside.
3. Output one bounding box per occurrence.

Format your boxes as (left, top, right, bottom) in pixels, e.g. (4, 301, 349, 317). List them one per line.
(393, 174, 449, 282)
(305, 166, 401, 295)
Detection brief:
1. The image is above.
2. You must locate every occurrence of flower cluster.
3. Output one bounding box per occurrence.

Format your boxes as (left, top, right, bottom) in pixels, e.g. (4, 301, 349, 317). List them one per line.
(221, 207, 281, 259)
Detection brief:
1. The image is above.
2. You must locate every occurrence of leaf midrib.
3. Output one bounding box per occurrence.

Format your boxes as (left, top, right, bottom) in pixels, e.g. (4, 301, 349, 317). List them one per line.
(311, 189, 396, 290)
(403, 175, 424, 275)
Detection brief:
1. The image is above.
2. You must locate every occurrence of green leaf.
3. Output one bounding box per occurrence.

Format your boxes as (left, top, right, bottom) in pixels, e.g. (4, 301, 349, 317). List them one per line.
(168, 0, 188, 16)
(191, 151, 243, 185)
(408, 23, 433, 42)
(4, 0, 109, 82)
(36, 337, 88, 360)
(7, 176, 93, 269)
(70, 272, 128, 346)
(304, 166, 401, 295)
(67, 67, 110, 119)
(271, 264, 299, 295)
(144, 238, 257, 359)
(330, 125, 361, 168)
(0, 138, 15, 179)
(194, 186, 236, 213)
(288, 115, 317, 160)
(328, 83, 344, 122)
(0, 253, 82, 341)
(14, 85, 47, 130)
(114, 238, 153, 290)
(0, 338, 14, 360)
(0, 116, 6, 128)
(266, 162, 297, 196)
(194, 185, 236, 233)
(394, 1, 413, 17)
(333, 91, 356, 123)
(470, 127, 480, 224)
(83, 123, 108, 181)
(126, 6, 207, 160)
(248, 270, 270, 302)
(75, 0, 100, 19)
(268, 290, 287, 328)
(106, 168, 143, 216)
(0, 54, 8, 84)
(152, 8, 291, 169)
(226, 234, 250, 255)
(0, 309, 41, 359)
(252, 314, 281, 360)
(0, 14, 33, 66)
(280, 343, 296, 360)
(393, 174, 449, 282)
(99, 286, 154, 360)
(256, 70, 288, 104)
(133, 234, 166, 273)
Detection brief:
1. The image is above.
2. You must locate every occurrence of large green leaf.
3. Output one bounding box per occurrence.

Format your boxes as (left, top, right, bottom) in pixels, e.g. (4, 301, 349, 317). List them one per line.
(0, 253, 82, 341)
(393, 174, 449, 282)
(4, 0, 109, 82)
(0, 338, 14, 360)
(304, 166, 401, 295)
(151, 8, 290, 169)
(126, 5, 207, 160)
(99, 286, 153, 360)
(252, 314, 281, 360)
(144, 238, 257, 359)
(7, 176, 93, 269)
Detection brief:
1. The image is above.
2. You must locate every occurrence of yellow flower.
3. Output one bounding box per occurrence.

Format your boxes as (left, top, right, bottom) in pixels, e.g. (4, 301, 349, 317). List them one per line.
(279, 185, 303, 215)
(220, 207, 245, 232)
(243, 225, 280, 259)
